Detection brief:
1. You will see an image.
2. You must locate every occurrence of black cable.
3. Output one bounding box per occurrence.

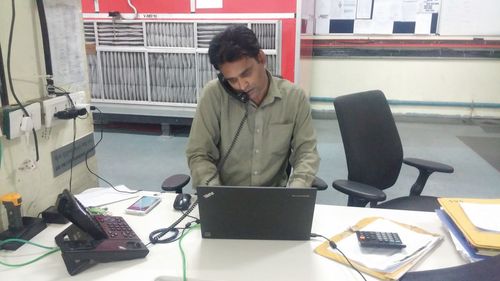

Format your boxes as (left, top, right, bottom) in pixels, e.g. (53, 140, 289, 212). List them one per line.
(35, 0, 55, 96)
(53, 85, 69, 95)
(0, 45, 9, 106)
(205, 110, 248, 185)
(310, 233, 367, 281)
(180, 210, 199, 222)
(68, 118, 77, 192)
(84, 106, 139, 194)
(7, 0, 40, 162)
(148, 106, 246, 245)
(216, 111, 247, 172)
(64, 93, 75, 109)
(148, 201, 199, 244)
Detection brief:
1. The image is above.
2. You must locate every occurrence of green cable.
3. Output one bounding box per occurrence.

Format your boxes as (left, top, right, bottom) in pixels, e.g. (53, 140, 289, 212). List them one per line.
(178, 224, 200, 281)
(0, 238, 60, 267)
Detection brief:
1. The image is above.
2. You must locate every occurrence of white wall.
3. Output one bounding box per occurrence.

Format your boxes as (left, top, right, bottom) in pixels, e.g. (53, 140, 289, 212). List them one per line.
(0, 0, 97, 231)
(301, 57, 500, 118)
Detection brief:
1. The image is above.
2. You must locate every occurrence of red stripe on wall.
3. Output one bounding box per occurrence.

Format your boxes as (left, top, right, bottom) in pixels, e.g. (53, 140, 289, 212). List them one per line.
(82, 0, 295, 13)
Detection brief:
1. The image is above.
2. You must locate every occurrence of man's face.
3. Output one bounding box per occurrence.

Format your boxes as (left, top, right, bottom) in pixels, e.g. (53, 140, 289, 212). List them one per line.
(219, 51, 268, 104)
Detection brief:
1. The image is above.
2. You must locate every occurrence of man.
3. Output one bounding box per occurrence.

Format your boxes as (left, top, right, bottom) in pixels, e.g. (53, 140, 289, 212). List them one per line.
(186, 25, 319, 188)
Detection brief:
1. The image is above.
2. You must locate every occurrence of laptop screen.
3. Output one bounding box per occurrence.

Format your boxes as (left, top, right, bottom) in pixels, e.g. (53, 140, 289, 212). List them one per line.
(196, 186, 317, 240)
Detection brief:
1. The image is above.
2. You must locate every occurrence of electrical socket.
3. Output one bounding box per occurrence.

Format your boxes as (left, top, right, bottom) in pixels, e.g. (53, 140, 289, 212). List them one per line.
(3, 103, 42, 140)
(42, 91, 87, 127)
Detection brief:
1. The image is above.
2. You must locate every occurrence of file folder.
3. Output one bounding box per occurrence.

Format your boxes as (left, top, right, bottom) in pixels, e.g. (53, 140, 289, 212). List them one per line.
(314, 217, 442, 281)
(438, 198, 500, 251)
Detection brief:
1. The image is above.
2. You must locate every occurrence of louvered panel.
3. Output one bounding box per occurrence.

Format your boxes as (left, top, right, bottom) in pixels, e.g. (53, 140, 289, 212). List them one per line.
(149, 53, 197, 103)
(100, 51, 147, 101)
(87, 19, 281, 108)
(266, 54, 279, 77)
(87, 53, 101, 98)
(197, 23, 242, 48)
(146, 22, 194, 47)
(84, 22, 96, 44)
(97, 22, 144, 46)
(197, 53, 217, 96)
(252, 23, 276, 50)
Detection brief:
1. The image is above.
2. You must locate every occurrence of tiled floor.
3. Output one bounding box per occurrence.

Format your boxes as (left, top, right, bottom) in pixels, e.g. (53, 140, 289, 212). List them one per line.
(94, 118, 500, 206)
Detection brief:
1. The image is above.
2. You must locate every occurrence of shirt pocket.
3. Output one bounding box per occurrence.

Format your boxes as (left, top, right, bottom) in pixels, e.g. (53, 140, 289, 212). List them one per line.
(268, 123, 294, 156)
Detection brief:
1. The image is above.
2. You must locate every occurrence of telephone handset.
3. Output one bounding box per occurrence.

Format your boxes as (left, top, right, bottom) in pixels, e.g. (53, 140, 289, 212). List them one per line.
(217, 72, 249, 103)
(56, 189, 107, 240)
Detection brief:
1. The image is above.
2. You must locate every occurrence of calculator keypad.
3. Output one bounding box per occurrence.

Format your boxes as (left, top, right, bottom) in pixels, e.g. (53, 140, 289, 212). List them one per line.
(356, 231, 406, 249)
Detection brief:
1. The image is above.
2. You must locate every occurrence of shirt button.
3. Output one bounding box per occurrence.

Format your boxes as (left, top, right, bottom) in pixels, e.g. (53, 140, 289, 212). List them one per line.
(255, 149, 259, 154)
(256, 128, 260, 133)
(253, 171, 259, 175)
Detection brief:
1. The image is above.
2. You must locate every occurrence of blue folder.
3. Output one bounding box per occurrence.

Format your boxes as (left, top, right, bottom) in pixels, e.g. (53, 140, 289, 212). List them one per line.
(435, 209, 487, 261)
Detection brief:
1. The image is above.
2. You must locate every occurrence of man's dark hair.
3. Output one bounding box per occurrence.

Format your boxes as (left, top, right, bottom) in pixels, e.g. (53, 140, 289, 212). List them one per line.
(208, 25, 261, 70)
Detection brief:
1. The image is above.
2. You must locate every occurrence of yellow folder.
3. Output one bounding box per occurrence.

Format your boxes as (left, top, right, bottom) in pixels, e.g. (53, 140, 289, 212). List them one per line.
(438, 198, 500, 250)
(314, 217, 441, 281)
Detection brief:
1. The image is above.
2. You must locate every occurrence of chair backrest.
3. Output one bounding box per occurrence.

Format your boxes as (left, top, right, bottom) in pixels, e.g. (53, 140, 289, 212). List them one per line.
(334, 90, 403, 190)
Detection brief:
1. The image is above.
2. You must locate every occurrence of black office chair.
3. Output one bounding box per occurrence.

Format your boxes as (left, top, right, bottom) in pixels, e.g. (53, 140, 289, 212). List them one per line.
(400, 255, 500, 281)
(332, 90, 454, 211)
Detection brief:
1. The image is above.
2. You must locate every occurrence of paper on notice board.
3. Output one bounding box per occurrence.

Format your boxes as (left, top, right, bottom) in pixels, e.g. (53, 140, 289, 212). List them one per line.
(419, 0, 441, 13)
(460, 202, 500, 233)
(330, 0, 357, 19)
(356, 0, 374, 19)
(196, 0, 222, 9)
(315, 0, 332, 34)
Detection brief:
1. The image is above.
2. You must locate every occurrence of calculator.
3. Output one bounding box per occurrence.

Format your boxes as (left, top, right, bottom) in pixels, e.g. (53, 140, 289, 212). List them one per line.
(355, 231, 406, 249)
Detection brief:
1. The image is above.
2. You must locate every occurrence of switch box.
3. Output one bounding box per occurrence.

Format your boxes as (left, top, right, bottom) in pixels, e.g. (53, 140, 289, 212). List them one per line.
(2, 103, 42, 140)
(42, 91, 87, 127)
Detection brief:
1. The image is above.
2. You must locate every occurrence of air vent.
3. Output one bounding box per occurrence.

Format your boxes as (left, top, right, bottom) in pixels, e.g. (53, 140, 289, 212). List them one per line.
(87, 54, 101, 99)
(197, 53, 217, 94)
(97, 22, 144, 46)
(100, 51, 147, 101)
(266, 54, 278, 76)
(83, 22, 96, 44)
(149, 53, 197, 103)
(252, 23, 276, 49)
(197, 23, 243, 48)
(146, 22, 194, 47)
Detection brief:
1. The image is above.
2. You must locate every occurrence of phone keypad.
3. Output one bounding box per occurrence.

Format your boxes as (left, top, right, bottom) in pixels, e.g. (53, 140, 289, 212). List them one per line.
(95, 215, 139, 239)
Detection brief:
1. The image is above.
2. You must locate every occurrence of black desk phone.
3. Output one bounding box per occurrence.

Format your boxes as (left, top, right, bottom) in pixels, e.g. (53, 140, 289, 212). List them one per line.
(55, 189, 149, 275)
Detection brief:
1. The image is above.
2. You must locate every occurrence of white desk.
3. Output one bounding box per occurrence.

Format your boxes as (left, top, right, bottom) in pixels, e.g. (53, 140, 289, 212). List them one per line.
(0, 191, 465, 281)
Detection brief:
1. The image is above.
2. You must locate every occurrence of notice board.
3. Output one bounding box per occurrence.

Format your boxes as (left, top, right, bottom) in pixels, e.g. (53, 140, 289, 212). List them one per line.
(315, 0, 500, 36)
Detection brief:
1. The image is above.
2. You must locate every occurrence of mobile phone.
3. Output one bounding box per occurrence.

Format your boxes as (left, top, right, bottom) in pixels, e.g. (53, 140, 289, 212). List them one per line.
(125, 196, 161, 215)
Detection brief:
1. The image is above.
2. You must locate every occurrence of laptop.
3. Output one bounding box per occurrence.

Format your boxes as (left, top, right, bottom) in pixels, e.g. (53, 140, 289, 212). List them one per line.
(196, 186, 317, 240)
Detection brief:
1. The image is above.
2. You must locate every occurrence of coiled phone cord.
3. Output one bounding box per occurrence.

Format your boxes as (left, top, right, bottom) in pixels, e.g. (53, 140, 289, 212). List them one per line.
(148, 110, 248, 244)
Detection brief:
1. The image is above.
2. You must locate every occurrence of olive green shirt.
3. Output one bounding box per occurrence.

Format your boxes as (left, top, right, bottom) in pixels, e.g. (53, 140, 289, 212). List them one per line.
(186, 73, 320, 188)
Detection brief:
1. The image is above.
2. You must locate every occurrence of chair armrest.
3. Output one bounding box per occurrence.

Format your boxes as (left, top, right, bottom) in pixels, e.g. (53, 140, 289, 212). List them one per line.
(312, 176, 328, 190)
(403, 158, 454, 196)
(403, 157, 454, 174)
(332, 180, 386, 203)
(161, 174, 191, 193)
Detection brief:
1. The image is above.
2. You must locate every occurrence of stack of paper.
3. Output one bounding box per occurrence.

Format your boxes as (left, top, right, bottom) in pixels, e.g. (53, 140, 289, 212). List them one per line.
(314, 217, 442, 280)
(437, 198, 500, 261)
(75, 185, 139, 207)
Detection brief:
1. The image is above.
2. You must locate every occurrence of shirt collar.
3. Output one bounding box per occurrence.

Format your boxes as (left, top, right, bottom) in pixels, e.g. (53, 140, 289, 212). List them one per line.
(256, 70, 282, 108)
